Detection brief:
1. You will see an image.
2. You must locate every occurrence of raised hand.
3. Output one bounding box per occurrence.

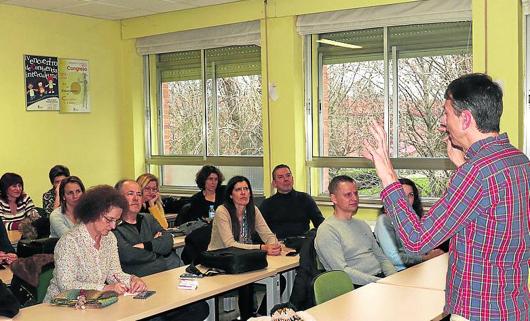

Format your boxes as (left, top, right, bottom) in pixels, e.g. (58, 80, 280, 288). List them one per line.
(148, 191, 160, 208)
(444, 136, 466, 167)
(361, 120, 398, 187)
(439, 123, 466, 167)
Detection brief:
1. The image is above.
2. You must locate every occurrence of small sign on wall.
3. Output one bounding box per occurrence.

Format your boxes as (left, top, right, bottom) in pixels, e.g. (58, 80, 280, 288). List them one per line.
(23, 55, 90, 112)
(24, 55, 60, 111)
(59, 59, 90, 113)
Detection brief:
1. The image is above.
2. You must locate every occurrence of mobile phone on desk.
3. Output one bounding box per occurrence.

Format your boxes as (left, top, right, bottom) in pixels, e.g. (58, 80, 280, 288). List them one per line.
(133, 290, 156, 299)
(180, 272, 203, 279)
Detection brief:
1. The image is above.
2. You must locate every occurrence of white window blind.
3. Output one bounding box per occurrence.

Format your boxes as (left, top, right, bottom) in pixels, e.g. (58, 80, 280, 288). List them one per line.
(136, 21, 260, 55)
(296, 0, 471, 35)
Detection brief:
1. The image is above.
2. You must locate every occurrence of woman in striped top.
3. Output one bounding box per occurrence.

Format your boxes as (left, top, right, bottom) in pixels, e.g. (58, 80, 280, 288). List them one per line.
(0, 173, 37, 230)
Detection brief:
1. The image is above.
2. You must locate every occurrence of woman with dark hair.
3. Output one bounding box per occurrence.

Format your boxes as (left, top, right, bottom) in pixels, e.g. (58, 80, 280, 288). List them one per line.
(0, 173, 37, 231)
(185, 165, 226, 223)
(136, 173, 168, 229)
(374, 178, 445, 271)
(42, 165, 70, 216)
(44, 185, 147, 303)
(49, 176, 85, 238)
(208, 176, 280, 320)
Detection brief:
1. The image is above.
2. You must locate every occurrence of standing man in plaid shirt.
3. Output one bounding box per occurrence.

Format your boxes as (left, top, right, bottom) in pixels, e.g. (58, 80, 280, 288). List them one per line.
(363, 73, 529, 321)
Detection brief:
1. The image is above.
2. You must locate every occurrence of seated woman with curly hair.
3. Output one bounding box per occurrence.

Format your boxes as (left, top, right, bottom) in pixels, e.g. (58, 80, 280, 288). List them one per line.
(44, 185, 147, 303)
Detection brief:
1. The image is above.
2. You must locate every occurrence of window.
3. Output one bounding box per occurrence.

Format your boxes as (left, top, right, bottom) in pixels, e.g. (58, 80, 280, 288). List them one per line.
(306, 21, 472, 201)
(145, 45, 264, 192)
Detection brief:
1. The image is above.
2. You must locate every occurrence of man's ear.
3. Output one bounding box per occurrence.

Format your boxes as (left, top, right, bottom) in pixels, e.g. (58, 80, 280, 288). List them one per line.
(461, 110, 473, 130)
(330, 193, 337, 205)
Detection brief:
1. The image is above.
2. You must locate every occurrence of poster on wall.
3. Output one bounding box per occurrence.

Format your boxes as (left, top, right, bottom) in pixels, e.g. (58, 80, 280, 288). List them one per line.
(24, 55, 60, 111)
(59, 59, 90, 113)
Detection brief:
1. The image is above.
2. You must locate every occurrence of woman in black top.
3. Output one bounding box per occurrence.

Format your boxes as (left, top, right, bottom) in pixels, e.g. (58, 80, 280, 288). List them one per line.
(184, 165, 225, 223)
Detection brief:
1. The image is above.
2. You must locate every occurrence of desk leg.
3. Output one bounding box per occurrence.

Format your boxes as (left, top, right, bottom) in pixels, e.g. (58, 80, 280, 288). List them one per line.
(206, 297, 216, 321)
(281, 270, 295, 303)
(175, 247, 184, 266)
(265, 275, 280, 315)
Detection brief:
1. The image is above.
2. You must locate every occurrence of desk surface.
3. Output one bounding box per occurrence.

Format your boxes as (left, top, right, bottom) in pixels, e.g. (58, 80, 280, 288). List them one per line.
(0, 266, 13, 284)
(307, 282, 445, 321)
(14, 255, 299, 321)
(7, 230, 21, 245)
(173, 235, 186, 248)
(378, 253, 448, 291)
(267, 254, 299, 272)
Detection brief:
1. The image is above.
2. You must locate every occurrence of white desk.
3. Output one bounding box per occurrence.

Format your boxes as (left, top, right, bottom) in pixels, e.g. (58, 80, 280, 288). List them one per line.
(0, 265, 13, 284)
(378, 253, 448, 291)
(173, 235, 186, 249)
(14, 255, 299, 321)
(307, 282, 445, 321)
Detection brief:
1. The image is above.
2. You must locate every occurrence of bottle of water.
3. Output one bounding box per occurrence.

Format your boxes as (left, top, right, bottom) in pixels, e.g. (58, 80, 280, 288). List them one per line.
(208, 205, 215, 220)
(240, 208, 250, 244)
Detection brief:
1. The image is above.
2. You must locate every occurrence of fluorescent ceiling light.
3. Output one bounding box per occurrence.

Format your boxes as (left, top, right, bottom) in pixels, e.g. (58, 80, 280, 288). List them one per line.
(317, 39, 362, 49)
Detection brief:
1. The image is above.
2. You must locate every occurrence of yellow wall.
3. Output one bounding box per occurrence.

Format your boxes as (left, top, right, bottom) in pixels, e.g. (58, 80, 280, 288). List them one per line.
(472, 0, 524, 148)
(260, 16, 306, 194)
(1, 0, 524, 216)
(119, 0, 525, 219)
(0, 5, 134, 205)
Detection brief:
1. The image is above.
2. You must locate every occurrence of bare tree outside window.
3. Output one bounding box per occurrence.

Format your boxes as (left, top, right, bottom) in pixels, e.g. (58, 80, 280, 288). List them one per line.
(314, 22, 472, 199)
(155, 46, 263, 189)
(209, 75, 262, 156)
(162, 80, 203, 155)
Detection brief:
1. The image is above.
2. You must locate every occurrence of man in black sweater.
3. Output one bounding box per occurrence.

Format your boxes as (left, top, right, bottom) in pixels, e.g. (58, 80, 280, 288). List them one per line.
(259, 164, 324, 239)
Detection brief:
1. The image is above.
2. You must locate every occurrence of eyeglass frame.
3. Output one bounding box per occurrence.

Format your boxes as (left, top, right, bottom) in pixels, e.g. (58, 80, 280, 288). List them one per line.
(101, 214, 122, 226)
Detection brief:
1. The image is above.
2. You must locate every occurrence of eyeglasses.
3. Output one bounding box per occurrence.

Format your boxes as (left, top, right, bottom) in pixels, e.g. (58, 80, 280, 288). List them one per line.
(102, 214, 122, 226)
(143, 187, 159, 193)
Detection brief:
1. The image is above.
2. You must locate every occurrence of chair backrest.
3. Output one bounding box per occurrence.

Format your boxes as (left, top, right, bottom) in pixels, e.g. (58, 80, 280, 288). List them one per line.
(312, 270, 353, 305)
(36, 265, 54, 303)
(34, 207, 47, 218)
(181, 224, 212, 264)
(17, 237, 59, 258)
(289, 229, 320, 310)
(175, 202, 192, 226)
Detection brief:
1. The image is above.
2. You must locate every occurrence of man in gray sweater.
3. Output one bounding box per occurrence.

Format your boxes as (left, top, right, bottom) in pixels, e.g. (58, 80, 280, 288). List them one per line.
(113, 179, 181, 277)
(315, 175, 396, 286)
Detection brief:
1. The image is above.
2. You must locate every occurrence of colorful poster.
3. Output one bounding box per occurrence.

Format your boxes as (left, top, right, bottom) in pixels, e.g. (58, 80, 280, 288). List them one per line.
(59, 59, 90, 113)
(24, 55, 59, 111)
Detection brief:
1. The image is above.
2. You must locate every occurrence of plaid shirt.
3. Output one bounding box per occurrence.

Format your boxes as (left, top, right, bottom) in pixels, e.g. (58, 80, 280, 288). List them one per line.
(381, 133, 530, 321)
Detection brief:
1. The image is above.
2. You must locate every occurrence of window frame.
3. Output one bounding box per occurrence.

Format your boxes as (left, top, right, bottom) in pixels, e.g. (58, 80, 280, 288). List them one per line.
(143, 47, 264, 193)
(304, 22, 473, 203)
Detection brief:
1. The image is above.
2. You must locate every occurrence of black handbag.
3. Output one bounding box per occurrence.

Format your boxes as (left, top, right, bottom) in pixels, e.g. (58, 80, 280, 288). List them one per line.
(16, 237, 59, 258)
(197, 247, 267, 274)
(0, 280, 20, 317)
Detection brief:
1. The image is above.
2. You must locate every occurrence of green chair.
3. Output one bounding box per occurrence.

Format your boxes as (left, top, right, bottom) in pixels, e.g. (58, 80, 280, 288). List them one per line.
(36, 267, 54, 303)
(312, 270, 353, 305)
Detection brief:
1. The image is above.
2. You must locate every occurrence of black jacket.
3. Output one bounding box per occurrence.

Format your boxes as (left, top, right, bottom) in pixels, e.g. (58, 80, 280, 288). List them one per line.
(289, 229, 323, 310)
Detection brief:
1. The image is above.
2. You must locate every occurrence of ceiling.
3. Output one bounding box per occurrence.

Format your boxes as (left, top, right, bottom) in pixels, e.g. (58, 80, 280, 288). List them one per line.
(0, 0, 242, 20)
